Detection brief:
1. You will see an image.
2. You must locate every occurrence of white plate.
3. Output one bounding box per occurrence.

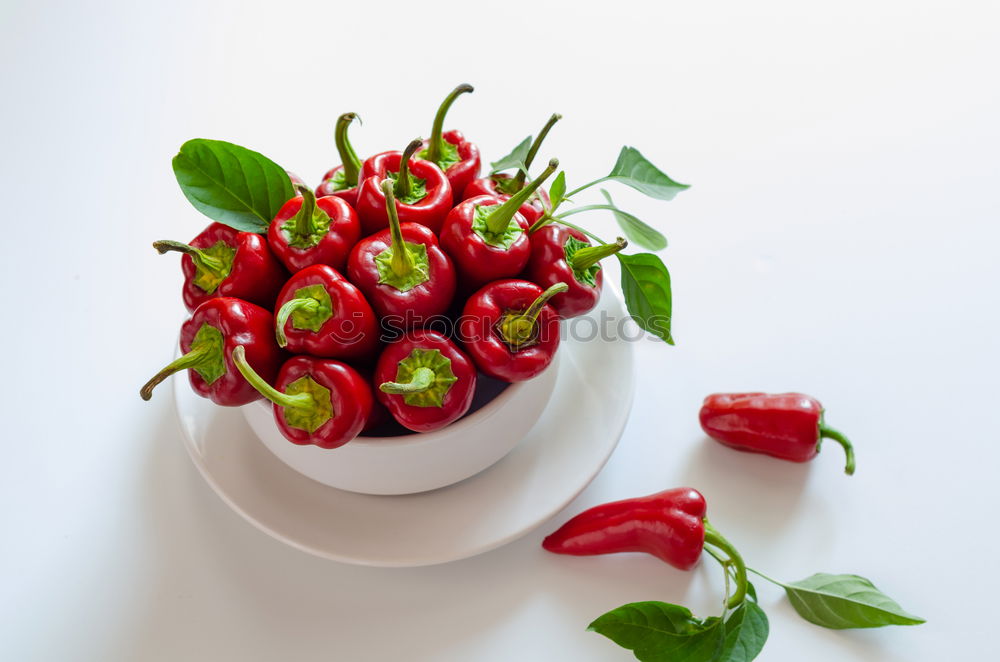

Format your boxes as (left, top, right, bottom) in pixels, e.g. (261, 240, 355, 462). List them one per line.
(172, 288, 636, 566)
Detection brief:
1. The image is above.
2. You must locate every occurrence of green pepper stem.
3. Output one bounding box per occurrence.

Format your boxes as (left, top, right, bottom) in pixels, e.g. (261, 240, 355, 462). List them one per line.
(381, 179, 414, 277)
(484, 158, 560, 236)
(274, 297, 320, 348)
(500, 282, 569, 348)
(571, 237, 628, 271)
(394, 138, 424, 201)
(425, 83, 473, 163)
(231, 345, 314, 411)
(334, 112, 362, 184)
(819, 424, 856, 475)
(513, 113, 562, 189)
(139, 344, 214, 401)
(703, 521, 748, 610)
(152, 240, 227, 275)
(378, 367, 435, 395)
(293, 185, 322, 237)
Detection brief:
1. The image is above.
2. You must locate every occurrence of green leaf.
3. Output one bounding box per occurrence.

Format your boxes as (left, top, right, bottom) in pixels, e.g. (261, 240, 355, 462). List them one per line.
(172, 139, 294, 233)
(549, 171, 566, 210)
(607, 146, 690, 201)
(618, 252, 673, 345)
(782, 573, 926, 629)
(489, 136, 532, 174)
(600, 189, 668, 251)
(588, 602, 724, 662)
(719, 602, 769, 662)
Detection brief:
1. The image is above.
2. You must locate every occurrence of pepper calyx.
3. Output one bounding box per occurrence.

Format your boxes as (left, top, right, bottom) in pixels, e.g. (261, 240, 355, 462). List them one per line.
(375, 241, 430, 292)
(139, 323, 226, 400)
(497, 282, 568, 350)
(392, 138, 427, 204)
(283, 185, 332, 249)
(282, 375, 334, 433)
(566, 236, 628, 287)
(275, 284, 334, 346)
(381, 348, 457, 408)
(471, 203, 523, 249)
(153, 239, 236, 294)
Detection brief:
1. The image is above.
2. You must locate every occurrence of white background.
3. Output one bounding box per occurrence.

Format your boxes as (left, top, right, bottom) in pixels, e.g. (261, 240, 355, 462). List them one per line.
(1, 0, 997, 660)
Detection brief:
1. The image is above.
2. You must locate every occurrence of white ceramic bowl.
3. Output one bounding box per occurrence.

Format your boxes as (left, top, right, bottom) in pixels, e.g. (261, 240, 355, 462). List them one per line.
(242, 351, 561, 495)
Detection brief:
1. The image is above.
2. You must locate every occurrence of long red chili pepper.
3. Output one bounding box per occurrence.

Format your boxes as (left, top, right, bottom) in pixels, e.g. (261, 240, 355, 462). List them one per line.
(139, 297, 285, 406)
(153, 222, 286, 312)
(417, 83, 480, 203)
(315, 112, 364, 207)
(375, 329, 477, 433)
(542, 487, 748, 609)
(525, 224, 628, 318)
(699, 392, 857, 474)
(267, 184, 361, 273)
(355, 139, 453, 236)
(440, 159, 559, 291)
(231, 345, 373, 449)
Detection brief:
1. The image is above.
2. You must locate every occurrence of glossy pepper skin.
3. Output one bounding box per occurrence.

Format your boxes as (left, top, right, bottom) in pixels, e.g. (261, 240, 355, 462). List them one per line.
(525, 224, 628, 319)
(355, 145, 452, 236)
(348, 180, 456, 324)
(273, 264, 379, 360)
(462, 175, 550, 226)
(416, 84, 480, 204)
(543, 488, 708, 570)
(232, 346, 373, 449)
(154, 222, 286, 313)
(267, 186, 361, 273)
(375, 329, 477, 433)
(139, 297, 284, 406)
(315, 112, 364, 208)
(699, 392, 856, 474)
(459, 279, 564, 382)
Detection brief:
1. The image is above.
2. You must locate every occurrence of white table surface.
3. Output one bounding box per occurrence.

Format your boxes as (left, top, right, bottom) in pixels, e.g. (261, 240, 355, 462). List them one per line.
(2, 1, 997, 660)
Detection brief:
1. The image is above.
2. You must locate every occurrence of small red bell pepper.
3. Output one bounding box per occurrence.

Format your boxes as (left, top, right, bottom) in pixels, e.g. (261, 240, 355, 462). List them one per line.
(348, 180, 456, 324)
(273, 264, 379, 360)
(231, 345, 373, 449)
(375, 329, 477, 433)
(525, 224, 627, 318)
(267, 185, 361, 274)
(699, 392, 857, 475)
(416, 83, 480, 203)
(355, 139, 452, 236)
(315, 112, 363, 207)
(139, 297, 285, 406)
(543, 487, 748, 609)
(153, 223, 287, 313)
(462, 113, 562, 226)
(458, 279, 566, 382)
(440, 159, 559, 290)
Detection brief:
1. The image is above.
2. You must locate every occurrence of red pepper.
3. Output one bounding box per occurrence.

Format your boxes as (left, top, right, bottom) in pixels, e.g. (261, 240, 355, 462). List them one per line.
(348, 180, 456, 324)
(273, 264, 379, 360)
(315, 112, 363, 207)
(355, 139, 452, 236)
(462, 113, 562, 226)
(543, 487, 748, 608)
(153, 222, 286, 313)
(267, 185, 361, 274)
(440, 159, 559, 291)
(525, 224, 628, 318)
(699, 392, 856, 475)
(231, 345, 373, 449)
(458, 279, 566, 382)
(139, 297, 285, 406)
(374, 329, 477, 433)
(416, 84, 480, 203)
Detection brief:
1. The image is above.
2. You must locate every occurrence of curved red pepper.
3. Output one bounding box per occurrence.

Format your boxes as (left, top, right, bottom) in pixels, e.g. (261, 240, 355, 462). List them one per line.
(416, 84, 480, 203)
(458, 279, 565, 382)
(375, 329, 477, 433)
(139, 297, 285, 406)
(462, 175, 550, 226)
(543, 487, 749, 607)
(355, 140, 452, 236)
(699, 392, 856, 475)
(153, 222, 286, 313)
(441, 159, 559, 291)
(315, 112, 363, 207)
(524, 224, 628, 318)
(348, 180, 456, 324)
(273, 264, 379, 360)
(267, 186, 361, 273)
(232, 346, 373, 449)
